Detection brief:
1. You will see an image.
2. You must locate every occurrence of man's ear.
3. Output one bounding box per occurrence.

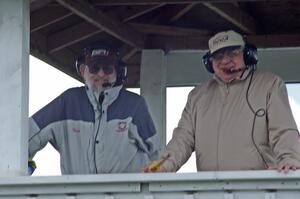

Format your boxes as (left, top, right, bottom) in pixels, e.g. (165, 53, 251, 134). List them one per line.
(79, 64, 86, 77)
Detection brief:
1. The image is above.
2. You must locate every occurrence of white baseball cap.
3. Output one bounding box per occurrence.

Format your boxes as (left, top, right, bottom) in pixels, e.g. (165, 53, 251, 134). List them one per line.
(208, 30, 245, 54)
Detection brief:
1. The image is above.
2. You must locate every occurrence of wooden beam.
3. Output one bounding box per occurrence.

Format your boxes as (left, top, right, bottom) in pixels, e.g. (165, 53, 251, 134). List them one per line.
(202, 2, 257, 34)
(119, 45, 140, 62)
(248, 34, 300, 48)
(48, 22, 102, 53)
(130, 23, 209, 36)
(147, 35, 208, 50)
(170, 3, 198, 21)
(30, 0, 53, 12)
(92, 0, 283, 6)
(147, 34, 300, 50)
(122, 48, 139, 62)
(48, 21, 208, 54)
(30, 7, 73, 33)
(122, 4, 166, 22)
(55, 0, 145, 49)
(30, 32, 80, 81)
(47, 4, 162, 53)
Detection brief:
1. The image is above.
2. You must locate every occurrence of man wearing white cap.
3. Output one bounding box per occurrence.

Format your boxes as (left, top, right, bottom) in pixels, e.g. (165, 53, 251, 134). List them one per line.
(145, 30, 300, 173)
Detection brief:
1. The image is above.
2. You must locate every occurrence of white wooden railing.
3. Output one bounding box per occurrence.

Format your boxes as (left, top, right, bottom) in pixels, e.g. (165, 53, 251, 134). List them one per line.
(0, 170, 300, 198)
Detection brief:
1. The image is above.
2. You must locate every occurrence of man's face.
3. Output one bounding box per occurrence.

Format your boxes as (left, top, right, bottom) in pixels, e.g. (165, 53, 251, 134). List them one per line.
(81, 62, 117, 92)
(211, 47, 246, 83)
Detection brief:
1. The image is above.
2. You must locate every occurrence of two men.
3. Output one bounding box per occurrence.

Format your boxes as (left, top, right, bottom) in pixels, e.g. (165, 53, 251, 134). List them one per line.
(29, 44, 160, 174)
(29, 30, 300, 174)
(145, 30, 300, 173)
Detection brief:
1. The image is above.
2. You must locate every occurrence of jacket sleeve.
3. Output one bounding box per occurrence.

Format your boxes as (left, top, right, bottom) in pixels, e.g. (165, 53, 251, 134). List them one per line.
(130, 97, 161, 160)
(267, 77, 300, 166)
(28, 93, 65, 158)
(162, 90, 196, 172)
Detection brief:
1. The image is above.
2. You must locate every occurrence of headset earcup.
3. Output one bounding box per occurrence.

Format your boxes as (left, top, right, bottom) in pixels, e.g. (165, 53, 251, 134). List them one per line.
(116, 61, 127, 85)
(202, 52, 214, 73)
(243, 43, 258, 66)
(75, 60, 80, 75)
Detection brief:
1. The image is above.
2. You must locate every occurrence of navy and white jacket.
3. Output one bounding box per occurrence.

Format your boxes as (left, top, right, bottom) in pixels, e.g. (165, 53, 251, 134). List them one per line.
(29, 85, 160, 174)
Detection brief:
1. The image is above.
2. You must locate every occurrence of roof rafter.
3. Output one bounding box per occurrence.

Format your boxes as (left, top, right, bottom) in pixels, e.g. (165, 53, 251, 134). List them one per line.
(47, 22, 209, 53)
(30, 7, 73, 33)
(47, 4, 164, 53)
(55, 0, 145, 49)
(119, 45, 139, 62)
(92, 0, 283, 6)
(130, 23, 209, 36)
(202, 2, 257, 34)
(30, 0, 53, 12)
(121, 4, 166, 22)
(170, 3, 198, 22)
(148, 34, 300, 50)
(48, 22, 102, 53)
(31, 32, 78, 80)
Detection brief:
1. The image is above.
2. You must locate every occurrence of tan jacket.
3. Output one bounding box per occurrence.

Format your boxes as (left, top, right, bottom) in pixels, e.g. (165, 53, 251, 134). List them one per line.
(163, 69, 300, 171)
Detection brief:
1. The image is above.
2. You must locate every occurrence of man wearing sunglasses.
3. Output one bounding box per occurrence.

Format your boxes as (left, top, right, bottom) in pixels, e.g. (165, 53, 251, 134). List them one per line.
(145, 30, 300, 173)
(28, 44, 160, 174)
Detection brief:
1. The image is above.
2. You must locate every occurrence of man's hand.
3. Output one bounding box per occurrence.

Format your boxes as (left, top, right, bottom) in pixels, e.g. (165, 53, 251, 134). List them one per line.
(143, 159, 167, 173)
(28, 158, 37, 175)
(143, 154, 170, 173)
(268, 163, 300, 173)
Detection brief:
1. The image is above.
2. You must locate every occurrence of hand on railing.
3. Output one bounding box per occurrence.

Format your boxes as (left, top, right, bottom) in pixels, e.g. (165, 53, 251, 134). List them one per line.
(28, 158, 37, 175)
(268, 162, 300, 173)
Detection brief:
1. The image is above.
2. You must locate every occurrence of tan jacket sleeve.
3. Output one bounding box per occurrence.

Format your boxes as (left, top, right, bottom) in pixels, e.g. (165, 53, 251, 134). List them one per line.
(267, 77, 300, 166)
(162, 90, 196, 172)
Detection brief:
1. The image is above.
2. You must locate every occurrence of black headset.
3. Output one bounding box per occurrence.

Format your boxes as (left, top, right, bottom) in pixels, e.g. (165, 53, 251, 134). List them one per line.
(202, 41, 258, 73)
(115, 60, 128, 86)
(75, 44, 128, 86)
(75, 54, 85, 75)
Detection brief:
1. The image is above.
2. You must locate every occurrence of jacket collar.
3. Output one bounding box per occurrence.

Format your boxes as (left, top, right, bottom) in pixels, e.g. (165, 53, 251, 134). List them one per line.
(85, 85, 123, 111)
(102, 85, 123, 106)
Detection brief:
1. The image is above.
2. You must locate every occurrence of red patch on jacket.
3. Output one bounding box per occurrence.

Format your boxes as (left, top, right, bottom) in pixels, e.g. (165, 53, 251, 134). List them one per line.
(116, 121, 128, 133)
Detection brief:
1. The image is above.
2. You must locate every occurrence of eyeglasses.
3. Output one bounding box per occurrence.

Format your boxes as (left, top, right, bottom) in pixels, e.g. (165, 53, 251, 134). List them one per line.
(211, 48, 243, 62)
(87, 64, 114, 75)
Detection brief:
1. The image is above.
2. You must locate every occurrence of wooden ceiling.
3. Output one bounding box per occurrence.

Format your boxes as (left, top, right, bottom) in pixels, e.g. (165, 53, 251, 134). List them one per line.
(30, 0, 300, 87)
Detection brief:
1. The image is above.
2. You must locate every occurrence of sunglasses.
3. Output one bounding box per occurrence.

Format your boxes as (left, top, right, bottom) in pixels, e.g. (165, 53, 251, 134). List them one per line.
(87, 63, 114, 75)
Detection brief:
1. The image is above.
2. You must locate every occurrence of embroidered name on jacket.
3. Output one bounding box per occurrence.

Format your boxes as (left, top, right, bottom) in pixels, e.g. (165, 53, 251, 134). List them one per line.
(72, 128, 80, 133)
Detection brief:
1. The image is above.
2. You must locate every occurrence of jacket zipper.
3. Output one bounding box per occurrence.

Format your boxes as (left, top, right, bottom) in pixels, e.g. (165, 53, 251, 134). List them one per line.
(93, 92, 105, 173)
(93, 111, 102, 173)
(216, 84, 229, 170)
